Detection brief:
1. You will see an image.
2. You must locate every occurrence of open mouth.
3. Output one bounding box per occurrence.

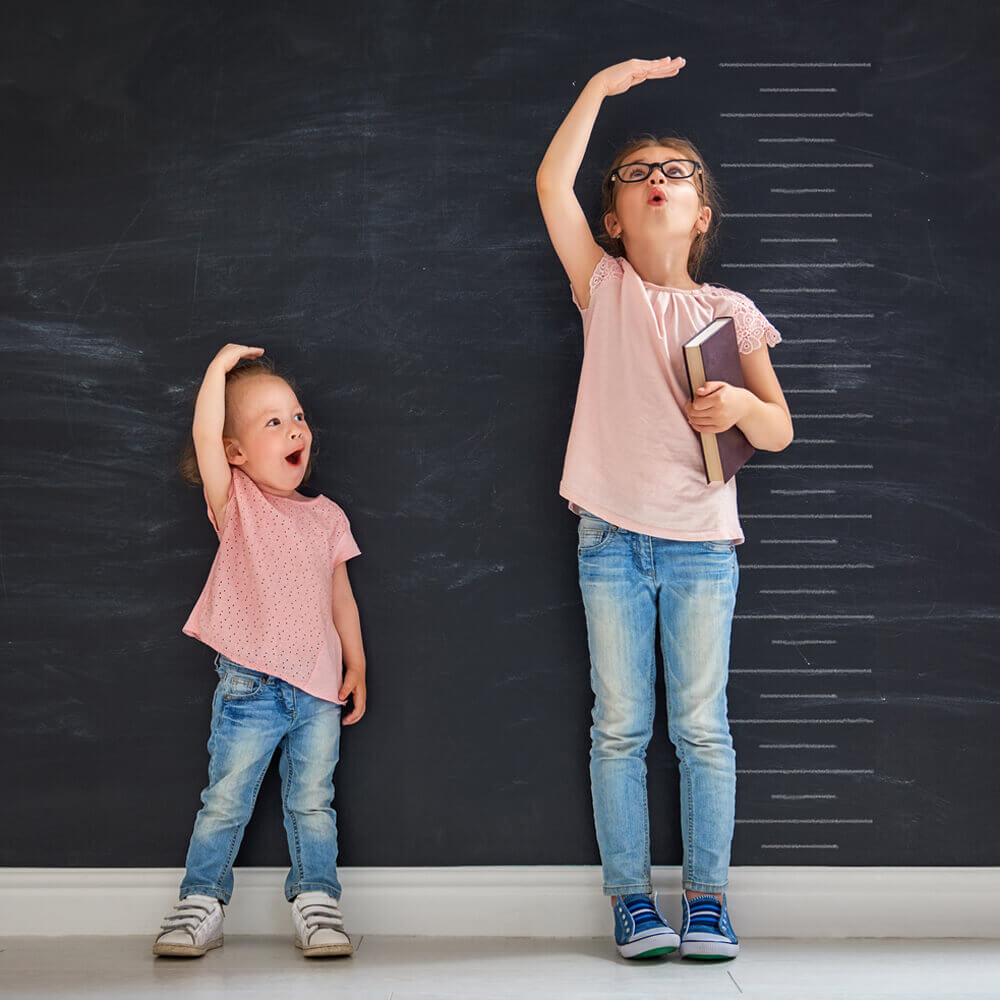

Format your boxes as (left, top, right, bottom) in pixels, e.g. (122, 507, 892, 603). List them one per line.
(648, 191, 667, 205)
(285, 448, 304, 466)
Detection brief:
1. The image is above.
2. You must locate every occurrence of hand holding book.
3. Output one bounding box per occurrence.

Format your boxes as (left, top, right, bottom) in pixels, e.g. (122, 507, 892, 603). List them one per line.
(683, 380, 753, 435)
(682, 317, 756, 484)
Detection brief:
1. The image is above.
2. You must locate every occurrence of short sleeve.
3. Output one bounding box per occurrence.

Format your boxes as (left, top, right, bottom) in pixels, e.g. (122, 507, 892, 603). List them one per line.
(728, 292, 783, 355)
(570, 252, 623, 312)
(329, 505, 361, 569)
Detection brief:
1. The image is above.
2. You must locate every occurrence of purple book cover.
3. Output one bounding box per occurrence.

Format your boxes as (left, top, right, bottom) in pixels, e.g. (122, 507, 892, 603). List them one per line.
(683, 316, 755, 484)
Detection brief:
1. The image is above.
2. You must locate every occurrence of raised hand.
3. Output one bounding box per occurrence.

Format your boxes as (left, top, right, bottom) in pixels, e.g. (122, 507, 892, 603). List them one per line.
(591, 57, 686, 98)
(210, 343, 265, 374)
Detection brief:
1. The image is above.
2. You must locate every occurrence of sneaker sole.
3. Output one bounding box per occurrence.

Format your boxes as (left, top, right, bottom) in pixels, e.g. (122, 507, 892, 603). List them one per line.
(153, 934, 224, 957)
(295, 938, 355, 958)
(680, 942, 740, 960)
(618, 934, 681, 960)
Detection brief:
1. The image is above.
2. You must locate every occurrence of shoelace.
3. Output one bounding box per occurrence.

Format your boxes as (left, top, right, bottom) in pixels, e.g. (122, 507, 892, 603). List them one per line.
(158, 900, 216, 941)
(296, 898, 346, 941)
(621, 894, 666, 934)
(686, 895, 723, 934)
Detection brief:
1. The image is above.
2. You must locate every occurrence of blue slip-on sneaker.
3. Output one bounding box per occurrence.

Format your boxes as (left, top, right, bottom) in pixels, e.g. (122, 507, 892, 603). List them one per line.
(679, 892, 740, 960)
(612, 892, 681, 959)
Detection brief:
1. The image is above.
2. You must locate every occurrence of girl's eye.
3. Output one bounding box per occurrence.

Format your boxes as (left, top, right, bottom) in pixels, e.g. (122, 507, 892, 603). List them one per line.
(294, 413, 305, 422)
(666, 166, 685, 177)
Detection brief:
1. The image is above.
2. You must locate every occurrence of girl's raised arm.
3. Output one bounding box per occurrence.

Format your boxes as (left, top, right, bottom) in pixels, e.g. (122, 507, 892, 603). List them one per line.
(535, 57, 685, 309)
(192, 344, 264, 533)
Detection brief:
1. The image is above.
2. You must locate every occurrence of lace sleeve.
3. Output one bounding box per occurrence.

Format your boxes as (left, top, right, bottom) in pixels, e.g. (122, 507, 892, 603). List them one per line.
(570, 252, 623, 311)
(728, 292, 783, 355)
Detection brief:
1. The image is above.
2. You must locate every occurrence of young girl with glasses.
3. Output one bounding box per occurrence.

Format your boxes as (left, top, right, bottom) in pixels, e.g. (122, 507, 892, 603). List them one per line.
(536, 56, 794, 961)
(153, 344, 366, 959)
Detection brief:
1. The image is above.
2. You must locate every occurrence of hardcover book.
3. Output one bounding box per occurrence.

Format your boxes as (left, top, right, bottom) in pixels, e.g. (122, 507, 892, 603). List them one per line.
(683, 316, 755, 485)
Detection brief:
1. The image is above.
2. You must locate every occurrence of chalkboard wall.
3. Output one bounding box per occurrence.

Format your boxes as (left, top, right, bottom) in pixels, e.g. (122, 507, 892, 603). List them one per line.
(2, 1, 997, 869)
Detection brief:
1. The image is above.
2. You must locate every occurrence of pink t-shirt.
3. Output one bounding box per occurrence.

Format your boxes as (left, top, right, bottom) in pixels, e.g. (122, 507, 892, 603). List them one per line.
(560, 252, 783, 546)
(182, 467, 361, 704)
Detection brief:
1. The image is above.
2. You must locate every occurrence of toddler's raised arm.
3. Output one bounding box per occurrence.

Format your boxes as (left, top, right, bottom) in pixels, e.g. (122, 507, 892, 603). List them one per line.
(192, 344, 263, 533)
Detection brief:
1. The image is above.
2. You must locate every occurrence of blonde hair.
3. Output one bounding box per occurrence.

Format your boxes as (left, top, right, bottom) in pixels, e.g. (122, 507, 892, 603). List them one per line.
(597, 133, 725, 283)
(177, 357, 317, 487)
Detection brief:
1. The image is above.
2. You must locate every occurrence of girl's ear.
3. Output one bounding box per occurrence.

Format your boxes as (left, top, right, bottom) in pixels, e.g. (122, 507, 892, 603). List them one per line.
(604, 211, 621, 240)
(224, 438, 247, 466)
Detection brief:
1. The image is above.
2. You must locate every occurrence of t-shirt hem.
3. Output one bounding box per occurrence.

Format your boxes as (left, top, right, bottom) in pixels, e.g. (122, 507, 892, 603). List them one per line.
(560, 483, 745, 546)
(182, 629, 347, 706)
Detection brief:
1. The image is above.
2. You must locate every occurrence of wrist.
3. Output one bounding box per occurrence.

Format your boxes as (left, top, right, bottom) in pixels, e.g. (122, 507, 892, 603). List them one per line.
(583, 75, 608, 100)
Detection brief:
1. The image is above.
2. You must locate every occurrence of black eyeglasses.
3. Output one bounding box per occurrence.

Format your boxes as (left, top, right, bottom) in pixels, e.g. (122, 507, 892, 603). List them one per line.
(610, 159, 702, 184)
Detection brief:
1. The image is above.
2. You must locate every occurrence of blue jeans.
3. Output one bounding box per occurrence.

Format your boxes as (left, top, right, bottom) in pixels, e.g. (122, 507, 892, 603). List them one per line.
(179, 653, 343, 904)
(576, 509, 738, 896)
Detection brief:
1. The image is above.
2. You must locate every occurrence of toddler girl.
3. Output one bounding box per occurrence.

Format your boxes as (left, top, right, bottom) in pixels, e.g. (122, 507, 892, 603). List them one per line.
(153, 343, 366, 959)
(536, 56, 794, 960)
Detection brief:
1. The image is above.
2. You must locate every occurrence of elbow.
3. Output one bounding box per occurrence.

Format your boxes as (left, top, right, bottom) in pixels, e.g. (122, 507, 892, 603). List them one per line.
(757, 417, 794, 453)
(535, 169, 563, 197)
(778, 420, 795, 452)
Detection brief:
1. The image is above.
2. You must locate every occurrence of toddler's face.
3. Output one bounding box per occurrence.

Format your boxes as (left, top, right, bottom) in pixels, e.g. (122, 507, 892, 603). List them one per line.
(225, 375, 312, 497)
(605, 144, 708, 251)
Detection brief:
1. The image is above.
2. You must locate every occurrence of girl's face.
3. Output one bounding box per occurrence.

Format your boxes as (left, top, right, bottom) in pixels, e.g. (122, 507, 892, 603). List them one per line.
(224, 375, 312, 496)
(604, 145, 710, 251)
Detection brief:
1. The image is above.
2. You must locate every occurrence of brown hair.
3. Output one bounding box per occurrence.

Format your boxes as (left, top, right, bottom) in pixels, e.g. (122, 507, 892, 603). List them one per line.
(597, 133, 725, 283)
(177, 356, 318, 487)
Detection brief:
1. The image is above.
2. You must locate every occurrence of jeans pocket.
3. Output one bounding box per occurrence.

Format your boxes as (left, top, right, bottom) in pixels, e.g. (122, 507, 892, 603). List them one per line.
(215, 656, 266, 701)
(578, 517, 616, 555)
(699, 539, 736, 554)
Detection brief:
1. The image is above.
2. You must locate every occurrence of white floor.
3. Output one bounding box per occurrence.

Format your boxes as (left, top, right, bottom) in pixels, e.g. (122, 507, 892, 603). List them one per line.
(1, 935, 998, 999)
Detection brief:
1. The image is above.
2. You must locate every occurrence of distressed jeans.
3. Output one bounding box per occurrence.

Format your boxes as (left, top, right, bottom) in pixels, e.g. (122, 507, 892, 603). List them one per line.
(576, 509, 739, 896)
(179, 652, 343, 904)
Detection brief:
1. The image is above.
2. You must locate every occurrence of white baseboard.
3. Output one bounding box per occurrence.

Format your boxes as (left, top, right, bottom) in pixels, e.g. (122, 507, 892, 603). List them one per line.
(0, 866, 995, 938)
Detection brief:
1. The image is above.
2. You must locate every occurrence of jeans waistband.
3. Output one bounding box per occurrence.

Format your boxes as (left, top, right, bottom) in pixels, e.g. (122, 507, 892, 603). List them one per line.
(214, 651, 273, 681)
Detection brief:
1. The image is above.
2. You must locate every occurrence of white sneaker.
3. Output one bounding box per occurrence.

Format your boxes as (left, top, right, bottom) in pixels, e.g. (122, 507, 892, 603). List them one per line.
(291, 891, 354, 957)
(152, 893, 224, 957)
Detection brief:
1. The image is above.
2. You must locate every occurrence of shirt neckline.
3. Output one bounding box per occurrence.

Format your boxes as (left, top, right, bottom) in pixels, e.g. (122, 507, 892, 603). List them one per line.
(620, 256, 710, 294)
(640, 277, 710, 294)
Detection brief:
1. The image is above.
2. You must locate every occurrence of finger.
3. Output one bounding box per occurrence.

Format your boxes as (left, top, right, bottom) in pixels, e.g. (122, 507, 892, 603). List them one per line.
(648, 63, 684, 78)
(343, 701, 366, 725)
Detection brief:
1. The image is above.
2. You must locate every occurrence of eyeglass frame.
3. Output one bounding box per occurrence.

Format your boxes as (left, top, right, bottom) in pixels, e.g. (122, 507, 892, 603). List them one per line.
(609, 158, 704, 192)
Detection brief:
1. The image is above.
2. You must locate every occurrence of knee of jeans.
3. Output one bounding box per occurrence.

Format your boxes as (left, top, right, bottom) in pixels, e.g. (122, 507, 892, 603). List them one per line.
(590, 707, 653, 759)
(283, 777, 334, 815)
(200, 787, 255, 826)
(668, 715, 735, 756)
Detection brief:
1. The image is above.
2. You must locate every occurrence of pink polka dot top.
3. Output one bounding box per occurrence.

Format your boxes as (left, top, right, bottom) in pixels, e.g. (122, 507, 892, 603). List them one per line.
(182, 466, 361, 704)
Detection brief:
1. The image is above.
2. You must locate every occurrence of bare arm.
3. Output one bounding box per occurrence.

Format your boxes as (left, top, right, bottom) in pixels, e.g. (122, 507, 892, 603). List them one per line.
(535, 57, 685, 309)
(333, 562, 367, 725)
(734, 346, 794, 451)
(685, 345, 794, 452)
(192, 344, 264, 532)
